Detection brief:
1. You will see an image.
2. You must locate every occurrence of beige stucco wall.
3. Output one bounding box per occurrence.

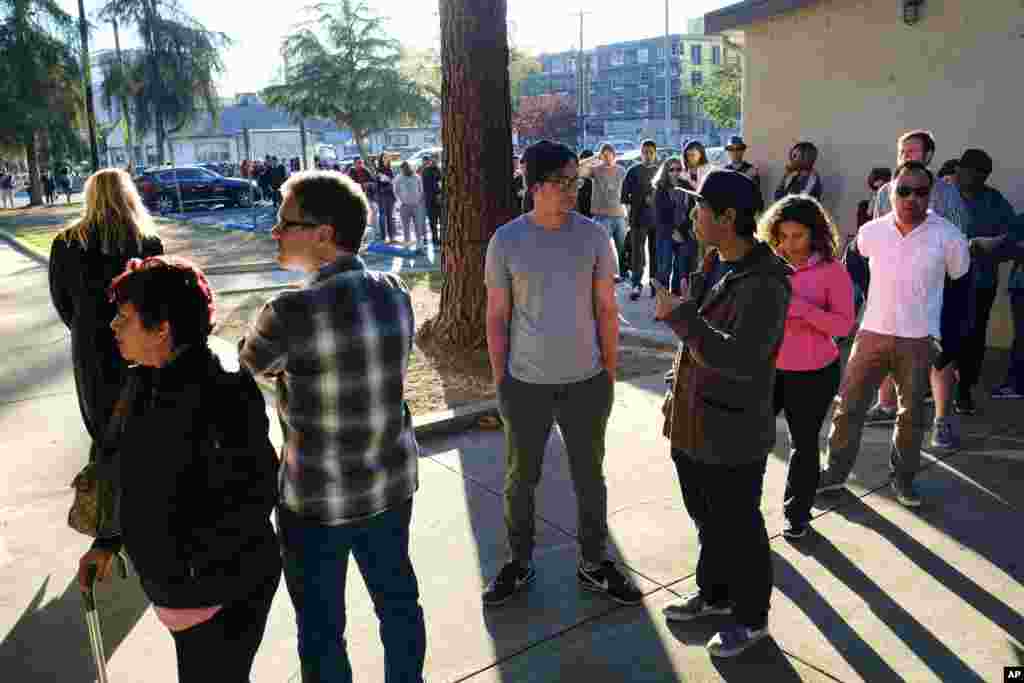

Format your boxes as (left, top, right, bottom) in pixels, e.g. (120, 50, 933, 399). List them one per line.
(741, 0, 1024, 349)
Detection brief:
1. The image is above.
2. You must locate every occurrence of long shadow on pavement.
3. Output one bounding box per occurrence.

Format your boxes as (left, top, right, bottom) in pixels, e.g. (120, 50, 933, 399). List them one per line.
(422, 420, 681, 682)
(0, 571, 150, 682)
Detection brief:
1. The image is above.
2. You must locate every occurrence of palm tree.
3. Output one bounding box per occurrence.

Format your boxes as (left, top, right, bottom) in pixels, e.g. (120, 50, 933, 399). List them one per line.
(100, 0, 229, 164)
(0, 0, 85, 204)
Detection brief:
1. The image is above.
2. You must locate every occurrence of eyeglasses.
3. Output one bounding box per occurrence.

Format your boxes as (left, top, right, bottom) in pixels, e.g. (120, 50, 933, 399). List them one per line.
(668, 167, 683, 174)
(273, 218, 320, 233)
(894, 185, 930, 199)
(544, 174, 580, 190)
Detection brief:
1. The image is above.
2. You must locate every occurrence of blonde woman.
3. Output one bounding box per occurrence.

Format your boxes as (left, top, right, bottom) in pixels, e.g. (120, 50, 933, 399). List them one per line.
(49, 168, 164, 464)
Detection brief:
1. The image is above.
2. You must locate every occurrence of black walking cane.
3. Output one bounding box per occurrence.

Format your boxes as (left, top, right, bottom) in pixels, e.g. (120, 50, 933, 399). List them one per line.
(81, 553, 128, 683)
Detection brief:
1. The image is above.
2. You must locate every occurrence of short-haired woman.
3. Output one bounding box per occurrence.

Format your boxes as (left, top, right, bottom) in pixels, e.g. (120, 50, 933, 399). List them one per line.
(49, 168, 164, 466)
(652, 156, 696, 296)
(758, 196, 854, 539)
(77, 256, 281, 681)
(775, 141, 823, 201)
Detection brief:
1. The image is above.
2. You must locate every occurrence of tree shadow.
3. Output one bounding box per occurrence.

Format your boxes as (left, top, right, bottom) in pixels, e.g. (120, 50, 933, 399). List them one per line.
(0, 570, 151, 682)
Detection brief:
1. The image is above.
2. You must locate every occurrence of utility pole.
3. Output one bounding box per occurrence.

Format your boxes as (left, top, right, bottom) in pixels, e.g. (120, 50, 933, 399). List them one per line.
(664, 0, 672, 148)
(571, 10, 591, 150)
(77, 0, 100, 172)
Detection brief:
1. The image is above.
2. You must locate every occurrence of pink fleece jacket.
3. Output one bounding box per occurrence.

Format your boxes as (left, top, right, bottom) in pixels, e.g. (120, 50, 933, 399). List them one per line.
(776, 255, 856, 372)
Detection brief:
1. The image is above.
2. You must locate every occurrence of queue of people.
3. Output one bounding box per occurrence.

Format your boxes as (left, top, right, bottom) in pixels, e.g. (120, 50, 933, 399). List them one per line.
(52, 127, 1021, 680)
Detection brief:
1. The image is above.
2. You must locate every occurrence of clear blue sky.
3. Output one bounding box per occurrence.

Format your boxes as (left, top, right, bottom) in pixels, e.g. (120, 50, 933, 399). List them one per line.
(64, 0, 736, 97)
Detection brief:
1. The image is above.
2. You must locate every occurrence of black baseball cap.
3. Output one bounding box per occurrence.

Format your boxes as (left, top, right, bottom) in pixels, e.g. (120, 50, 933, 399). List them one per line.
(725, 135, 747, 150)
(958, 148, 992, 174)
(680, 169, 760, 212)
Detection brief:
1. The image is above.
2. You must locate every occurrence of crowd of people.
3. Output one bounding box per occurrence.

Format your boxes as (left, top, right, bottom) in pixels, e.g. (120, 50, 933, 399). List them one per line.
(48, 125, 1022, 680)
(0, 165, 75, 208)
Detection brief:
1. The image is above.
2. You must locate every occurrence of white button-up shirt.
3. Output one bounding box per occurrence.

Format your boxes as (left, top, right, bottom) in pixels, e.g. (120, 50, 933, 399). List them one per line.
(858, 211, 970, 339)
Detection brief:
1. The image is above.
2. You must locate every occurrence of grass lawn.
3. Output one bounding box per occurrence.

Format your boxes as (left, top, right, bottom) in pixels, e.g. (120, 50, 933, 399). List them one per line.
(0, 223, 63, 259)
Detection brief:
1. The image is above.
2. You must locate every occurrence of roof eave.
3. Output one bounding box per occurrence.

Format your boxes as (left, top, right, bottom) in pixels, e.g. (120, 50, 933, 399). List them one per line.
(705, 0, 821, 34)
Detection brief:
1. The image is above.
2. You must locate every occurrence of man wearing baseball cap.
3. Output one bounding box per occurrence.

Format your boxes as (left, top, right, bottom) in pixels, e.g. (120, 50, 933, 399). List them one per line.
(954, 148, 1015, 410)
(723, 136, 763, 208)
(655, 169, 792, 657)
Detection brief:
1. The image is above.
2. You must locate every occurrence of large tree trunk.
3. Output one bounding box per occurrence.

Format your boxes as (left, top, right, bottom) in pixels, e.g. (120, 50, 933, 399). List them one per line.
(422, 0, 516, 350)
(24, 132, 42, 206)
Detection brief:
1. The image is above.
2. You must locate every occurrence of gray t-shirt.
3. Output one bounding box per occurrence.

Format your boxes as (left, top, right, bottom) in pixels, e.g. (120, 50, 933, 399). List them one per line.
(485, 212, 617, 384)
(590, 165, 627, 213)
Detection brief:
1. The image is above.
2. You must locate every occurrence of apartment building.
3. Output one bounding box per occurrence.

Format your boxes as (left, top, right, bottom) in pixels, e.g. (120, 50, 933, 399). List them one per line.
(522, 21, 738, 147)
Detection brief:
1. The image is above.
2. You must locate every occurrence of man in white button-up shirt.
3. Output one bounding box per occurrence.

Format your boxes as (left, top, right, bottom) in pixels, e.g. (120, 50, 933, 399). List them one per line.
(820, 161, 970, 507)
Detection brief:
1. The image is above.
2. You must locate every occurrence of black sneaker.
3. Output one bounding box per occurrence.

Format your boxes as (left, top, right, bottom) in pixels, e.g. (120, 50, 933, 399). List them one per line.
(482, 561, 536, 606)
(782, 519, 808, 540)
(578, 560, 643, 605)
(954, 391, 976, 416)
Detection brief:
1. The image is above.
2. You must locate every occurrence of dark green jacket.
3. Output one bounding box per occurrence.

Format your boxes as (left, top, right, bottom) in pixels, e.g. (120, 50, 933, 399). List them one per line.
(660, 242, 792, 465)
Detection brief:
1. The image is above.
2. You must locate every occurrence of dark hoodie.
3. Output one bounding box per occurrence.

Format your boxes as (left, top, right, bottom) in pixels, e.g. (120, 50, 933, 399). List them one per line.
(659, 242, 792, 465)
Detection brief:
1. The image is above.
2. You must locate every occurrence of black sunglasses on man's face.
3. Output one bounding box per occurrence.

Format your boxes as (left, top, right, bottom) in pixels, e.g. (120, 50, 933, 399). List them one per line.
(894, 185, 930, 199)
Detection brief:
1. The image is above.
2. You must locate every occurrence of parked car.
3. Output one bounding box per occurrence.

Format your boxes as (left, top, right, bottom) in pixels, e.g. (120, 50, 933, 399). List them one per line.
(135, 165, 257, 213)
(706, 147, 727, 166)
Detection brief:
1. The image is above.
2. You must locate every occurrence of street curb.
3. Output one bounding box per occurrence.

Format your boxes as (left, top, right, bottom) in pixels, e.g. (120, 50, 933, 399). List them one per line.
(203, 261, 282, 275)
(0, 229, 49, 265)
(620, 326, 676, 348)
(414, 400, 500, 441)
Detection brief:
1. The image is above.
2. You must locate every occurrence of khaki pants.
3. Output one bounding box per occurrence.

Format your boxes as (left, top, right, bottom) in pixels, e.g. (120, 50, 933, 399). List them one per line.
(825, 331, 935, 485)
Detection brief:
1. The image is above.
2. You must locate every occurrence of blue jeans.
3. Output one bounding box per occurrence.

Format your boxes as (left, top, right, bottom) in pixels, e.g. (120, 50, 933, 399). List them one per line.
(655, 235, 696, 295)
(592, 215, 627, 274)
(279, 499, 426, 683)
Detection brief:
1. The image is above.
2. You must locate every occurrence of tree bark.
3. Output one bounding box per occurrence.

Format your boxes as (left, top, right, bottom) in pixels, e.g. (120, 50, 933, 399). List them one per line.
(24, 132, 42, 206)
(423, 0, 516, 350)
(112, 17, 135, 169)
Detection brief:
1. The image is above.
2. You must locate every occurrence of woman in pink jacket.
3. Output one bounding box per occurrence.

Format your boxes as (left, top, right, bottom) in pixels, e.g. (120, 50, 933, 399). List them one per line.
(758, 195, 855, 539)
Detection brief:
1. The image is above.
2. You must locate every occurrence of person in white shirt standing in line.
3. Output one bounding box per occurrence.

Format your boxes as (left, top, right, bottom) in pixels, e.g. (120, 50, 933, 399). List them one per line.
(818, 161, 970, 507)
(395, 161, 425, 248)
(865, 130, 971, 454)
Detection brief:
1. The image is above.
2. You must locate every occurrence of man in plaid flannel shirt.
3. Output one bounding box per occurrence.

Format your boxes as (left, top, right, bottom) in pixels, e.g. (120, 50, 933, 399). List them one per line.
(240, 170, 425, 682)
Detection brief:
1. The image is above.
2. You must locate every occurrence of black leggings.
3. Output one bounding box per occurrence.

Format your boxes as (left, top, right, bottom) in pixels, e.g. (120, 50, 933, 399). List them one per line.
(170, 569, 280, 683)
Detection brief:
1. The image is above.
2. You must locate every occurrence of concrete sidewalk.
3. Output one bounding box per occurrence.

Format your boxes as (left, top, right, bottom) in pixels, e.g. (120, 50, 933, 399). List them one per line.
(2, 238, 1022, 682)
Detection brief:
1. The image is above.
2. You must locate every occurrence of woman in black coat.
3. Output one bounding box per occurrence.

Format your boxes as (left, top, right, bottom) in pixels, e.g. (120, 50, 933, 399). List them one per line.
(49, 168, 164, 466)
(78, 256, 281, 682)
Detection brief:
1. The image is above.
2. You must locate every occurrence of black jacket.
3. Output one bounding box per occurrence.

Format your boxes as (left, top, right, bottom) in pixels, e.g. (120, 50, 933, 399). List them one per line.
(421, 165, 442, 202)
(577, 177, 593, 218)
(49, 233, 164, 454)
(621, 162, 658, 228)
(94, 345, 280, 608)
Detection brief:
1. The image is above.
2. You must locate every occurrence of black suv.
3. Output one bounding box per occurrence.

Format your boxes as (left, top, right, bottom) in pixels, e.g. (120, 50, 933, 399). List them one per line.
(135, 166, 257, 213)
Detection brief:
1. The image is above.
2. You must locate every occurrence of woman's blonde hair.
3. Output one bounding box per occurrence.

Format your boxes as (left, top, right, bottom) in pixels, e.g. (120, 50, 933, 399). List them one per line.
(60, 168, 156, 253)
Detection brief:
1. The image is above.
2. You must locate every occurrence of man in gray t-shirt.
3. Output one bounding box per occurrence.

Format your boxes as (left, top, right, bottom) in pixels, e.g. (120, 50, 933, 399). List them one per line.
(481, 140, 640, 608)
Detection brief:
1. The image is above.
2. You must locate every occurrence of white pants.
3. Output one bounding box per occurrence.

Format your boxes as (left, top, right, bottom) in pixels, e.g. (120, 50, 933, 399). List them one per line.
(0, 188, 14, 209)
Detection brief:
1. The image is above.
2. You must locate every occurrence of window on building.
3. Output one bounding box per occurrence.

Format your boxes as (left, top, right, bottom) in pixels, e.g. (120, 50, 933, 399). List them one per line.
(636, 99, 649, 114)
(672, 41, 681, 57)
(691, 45, 702, 65)
(591, 54, 599, 71)
(612, 75, 624, 90)
(610, 50, 624, 66)
(637, 48, 648, 64)
(691, 71, 703, 88)
(657, 47, 665, 60)
(712, 45, 721, 65)
(640, 69, 649, 82)
(613, 97, 625, 114)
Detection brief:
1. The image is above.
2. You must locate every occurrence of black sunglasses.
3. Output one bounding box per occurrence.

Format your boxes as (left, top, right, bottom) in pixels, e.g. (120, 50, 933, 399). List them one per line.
(894, 185, 931, 199)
